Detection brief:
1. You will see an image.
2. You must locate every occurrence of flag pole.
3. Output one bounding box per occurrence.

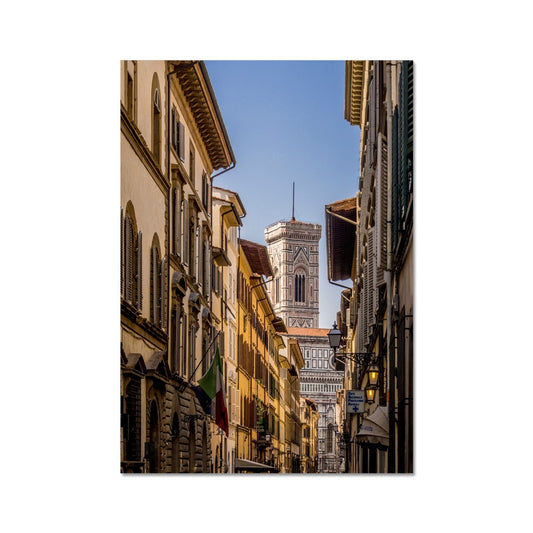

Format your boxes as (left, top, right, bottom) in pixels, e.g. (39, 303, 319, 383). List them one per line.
(190, 329, 221, 382)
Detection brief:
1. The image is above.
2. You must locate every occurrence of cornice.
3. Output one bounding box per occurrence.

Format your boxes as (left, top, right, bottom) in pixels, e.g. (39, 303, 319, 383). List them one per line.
(169, 61, 235, 171)
(344, 60, 365, 126)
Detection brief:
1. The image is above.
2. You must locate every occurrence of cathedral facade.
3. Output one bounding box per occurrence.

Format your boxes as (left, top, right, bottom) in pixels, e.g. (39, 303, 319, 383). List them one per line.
(265, 218, 344, 473)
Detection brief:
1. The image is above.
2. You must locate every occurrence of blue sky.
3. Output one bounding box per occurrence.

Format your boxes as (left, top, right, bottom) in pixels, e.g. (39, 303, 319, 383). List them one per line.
(205, 60, 361, 329)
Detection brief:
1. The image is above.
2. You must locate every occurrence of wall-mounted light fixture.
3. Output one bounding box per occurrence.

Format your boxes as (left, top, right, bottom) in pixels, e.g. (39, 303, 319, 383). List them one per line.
(327, 322, 378, 367)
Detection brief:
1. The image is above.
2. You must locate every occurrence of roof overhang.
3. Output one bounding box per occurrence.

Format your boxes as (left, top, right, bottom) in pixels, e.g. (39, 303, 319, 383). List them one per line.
(170, 61, 235, 171)
(239, 239, 273, 278)
(344, 60, 365, 126)
(325, 197, 357, 282)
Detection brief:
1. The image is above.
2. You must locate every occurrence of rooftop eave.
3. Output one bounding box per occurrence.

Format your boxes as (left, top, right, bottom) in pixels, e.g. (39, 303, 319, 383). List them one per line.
(344, 60, 365, 126)
(171, 61, 235, 171)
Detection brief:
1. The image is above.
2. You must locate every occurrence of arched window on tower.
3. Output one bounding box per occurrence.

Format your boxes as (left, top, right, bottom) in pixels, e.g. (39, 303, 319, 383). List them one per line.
(295, 273, 306, 303)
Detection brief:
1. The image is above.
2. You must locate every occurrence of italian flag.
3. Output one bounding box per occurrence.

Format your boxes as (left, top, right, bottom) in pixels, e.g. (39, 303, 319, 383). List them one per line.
(198, 345, 229, 435)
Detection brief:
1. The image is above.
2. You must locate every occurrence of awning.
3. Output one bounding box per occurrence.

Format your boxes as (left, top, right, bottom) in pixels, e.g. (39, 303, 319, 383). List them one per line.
(235, 458, 279, 473)
(356, 406, 389, 447)
(325, 197, 357, 282)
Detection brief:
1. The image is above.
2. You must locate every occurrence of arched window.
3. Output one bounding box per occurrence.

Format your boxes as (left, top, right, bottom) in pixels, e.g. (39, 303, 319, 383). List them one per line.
(121, 205, 142, 311)
(295, 273, 306, 303)
(152, 77, 161, 164)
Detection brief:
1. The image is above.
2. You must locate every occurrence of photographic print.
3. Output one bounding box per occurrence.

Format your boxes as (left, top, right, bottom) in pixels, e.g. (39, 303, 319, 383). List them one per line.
(120, 60, 413, 474)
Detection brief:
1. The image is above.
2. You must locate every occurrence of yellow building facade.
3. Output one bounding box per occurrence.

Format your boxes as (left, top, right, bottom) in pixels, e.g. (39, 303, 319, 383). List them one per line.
(120, 60, 235, 473)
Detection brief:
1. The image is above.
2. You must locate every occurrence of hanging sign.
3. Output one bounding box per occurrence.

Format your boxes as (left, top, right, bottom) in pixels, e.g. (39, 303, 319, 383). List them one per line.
(346, 390, 365, 414)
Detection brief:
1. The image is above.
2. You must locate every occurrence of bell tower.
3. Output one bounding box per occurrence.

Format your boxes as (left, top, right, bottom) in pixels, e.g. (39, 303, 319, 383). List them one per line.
(264, 219, 321, 328)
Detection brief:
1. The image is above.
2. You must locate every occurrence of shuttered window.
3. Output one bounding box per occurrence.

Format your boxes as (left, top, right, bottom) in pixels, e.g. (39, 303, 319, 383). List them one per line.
(136, 232, 142, 311)
(182, 314, 188, 377)
(376, 133, 388, 283)
(170, 303, 181, 374)
(124, 213, 134, 303)
(172, 186, 182, 257)
(150, 244, 160, 325)
(189, 323, 196, 381)
(171, 107, 176, 150)
(153, 88, 161, 164)
(182, 198, 189, 266)
(160, 256, 166, 330)
(177, 122, 185, 161)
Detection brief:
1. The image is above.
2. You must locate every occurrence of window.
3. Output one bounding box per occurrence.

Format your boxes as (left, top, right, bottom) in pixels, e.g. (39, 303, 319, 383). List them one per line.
(124, 61, 136, 119)
(172, 184, 182, 257)
(201, 172, 209, 212)
(170, 299, 182, 374)
(150, 237, 166, 329)
(171, 107, 176, 149)
(126, 72, 134, 116)
(182, 314, 188, 377)
(189, 322, 197, 380)
(189, 210, 196, 276)
(295, 273, 306, 303)
(172, 109, 186, 161)
(189, 145, 195, 182)
(182, 197, 189, 266)
(177, 120, 185, 161)
(121, 205, 142, 311)
(152, 86, 161, 164)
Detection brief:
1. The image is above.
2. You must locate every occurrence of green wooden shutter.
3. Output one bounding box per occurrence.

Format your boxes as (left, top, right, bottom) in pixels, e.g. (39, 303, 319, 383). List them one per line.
(392, 108, 399, 251)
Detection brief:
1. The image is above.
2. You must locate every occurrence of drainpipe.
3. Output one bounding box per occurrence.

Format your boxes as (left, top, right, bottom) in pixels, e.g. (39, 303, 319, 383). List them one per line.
(385, 60, 400, 473)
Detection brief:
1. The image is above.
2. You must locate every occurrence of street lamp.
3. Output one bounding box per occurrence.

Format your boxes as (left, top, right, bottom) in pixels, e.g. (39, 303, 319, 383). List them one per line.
(368, 365, 379, 386)
(365, 385, 377, 404)
(327, 322, 378, 368)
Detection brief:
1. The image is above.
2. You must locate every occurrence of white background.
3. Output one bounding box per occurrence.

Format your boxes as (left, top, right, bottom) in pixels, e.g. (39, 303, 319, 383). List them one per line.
(1, 1, 532, 532)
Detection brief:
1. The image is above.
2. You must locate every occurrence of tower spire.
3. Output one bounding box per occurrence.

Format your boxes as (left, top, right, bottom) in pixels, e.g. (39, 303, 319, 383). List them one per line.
(291, 181, 295, 221)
